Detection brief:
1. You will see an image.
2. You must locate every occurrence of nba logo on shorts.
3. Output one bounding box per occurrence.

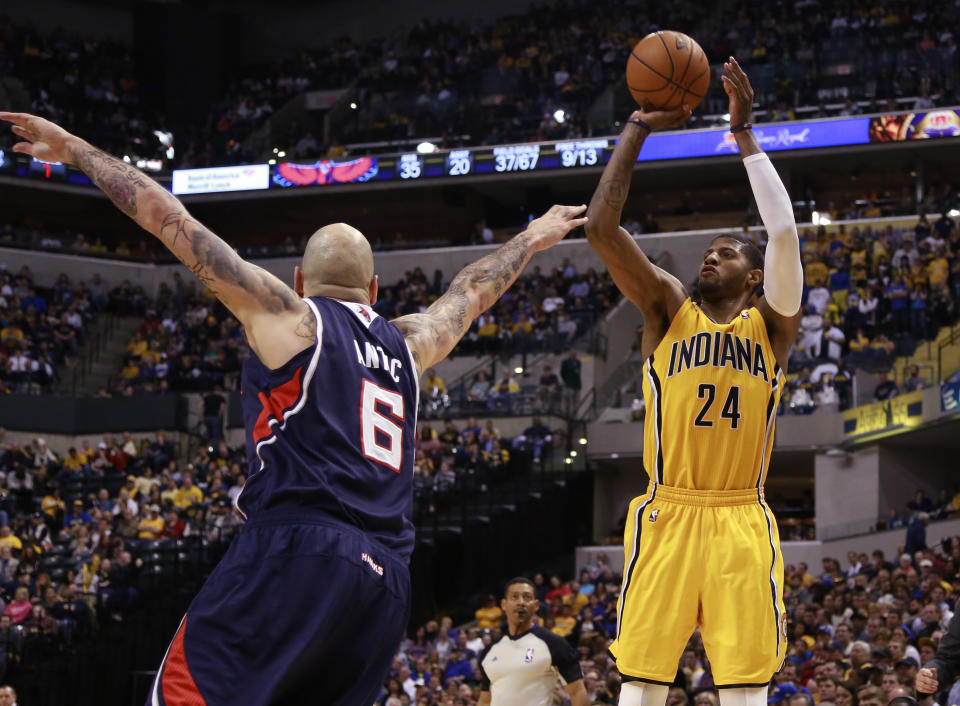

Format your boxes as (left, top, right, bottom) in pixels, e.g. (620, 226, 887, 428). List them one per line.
(524, 647, 535, 663)
(648, 509, 659, 522)
(741, 310, 750, 319)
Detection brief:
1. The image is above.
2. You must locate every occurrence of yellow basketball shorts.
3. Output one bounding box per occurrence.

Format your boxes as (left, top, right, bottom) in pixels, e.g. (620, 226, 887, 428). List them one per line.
(609, 484, 786, 687)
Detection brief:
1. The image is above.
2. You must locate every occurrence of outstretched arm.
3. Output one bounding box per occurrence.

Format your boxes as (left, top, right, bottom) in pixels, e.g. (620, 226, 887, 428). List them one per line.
(0, 113, 304, 336)
(393, 205, 587, 376)
(585, 105, 690, 323)
(720, 59, 803, 368)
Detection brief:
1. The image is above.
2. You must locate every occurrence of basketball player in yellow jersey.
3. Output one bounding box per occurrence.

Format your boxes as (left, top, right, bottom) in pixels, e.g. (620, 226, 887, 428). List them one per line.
(584, 58, 803, 706)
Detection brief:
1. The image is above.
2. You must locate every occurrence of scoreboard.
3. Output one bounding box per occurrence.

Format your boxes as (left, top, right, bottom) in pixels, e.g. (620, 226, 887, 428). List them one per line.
(361, 140, 609, 183)
(4, 109, 960, 196)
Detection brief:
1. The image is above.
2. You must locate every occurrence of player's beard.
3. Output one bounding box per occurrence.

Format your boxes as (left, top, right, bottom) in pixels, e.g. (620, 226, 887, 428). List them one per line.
(697, 275, 724, 299)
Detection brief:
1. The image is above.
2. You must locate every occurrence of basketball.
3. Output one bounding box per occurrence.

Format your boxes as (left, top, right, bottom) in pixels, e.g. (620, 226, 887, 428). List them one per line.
(626, 30, 710, 111)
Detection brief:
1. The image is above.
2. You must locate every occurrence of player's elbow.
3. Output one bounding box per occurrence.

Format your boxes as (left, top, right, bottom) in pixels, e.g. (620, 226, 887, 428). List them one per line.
(583, 215, 599, 240)
(583, 218, 613, 245)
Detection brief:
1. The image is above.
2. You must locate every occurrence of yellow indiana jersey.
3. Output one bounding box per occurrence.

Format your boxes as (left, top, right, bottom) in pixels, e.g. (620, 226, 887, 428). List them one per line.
(642, 298, 784, 491)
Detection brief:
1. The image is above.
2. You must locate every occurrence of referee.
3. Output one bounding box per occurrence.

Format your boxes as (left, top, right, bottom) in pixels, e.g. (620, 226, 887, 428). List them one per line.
(478, 577, 589, 705)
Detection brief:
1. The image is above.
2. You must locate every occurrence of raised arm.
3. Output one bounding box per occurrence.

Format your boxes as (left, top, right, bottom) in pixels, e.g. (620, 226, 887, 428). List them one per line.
(393, 205, 587, 376)
(0, 113, 304, 335)
(720, 59, 804, 368)
(584, 105, 690, 323)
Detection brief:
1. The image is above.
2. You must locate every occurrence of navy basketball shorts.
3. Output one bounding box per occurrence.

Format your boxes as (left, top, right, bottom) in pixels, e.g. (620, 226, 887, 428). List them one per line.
(148, 515, 411, 706)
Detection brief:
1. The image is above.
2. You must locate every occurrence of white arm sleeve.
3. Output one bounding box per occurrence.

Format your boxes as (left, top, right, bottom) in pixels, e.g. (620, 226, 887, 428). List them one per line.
(743, 152, 803, 317)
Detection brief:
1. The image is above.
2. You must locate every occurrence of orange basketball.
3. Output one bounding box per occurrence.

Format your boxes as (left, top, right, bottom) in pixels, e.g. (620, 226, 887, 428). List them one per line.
(626, 30, 710, 111)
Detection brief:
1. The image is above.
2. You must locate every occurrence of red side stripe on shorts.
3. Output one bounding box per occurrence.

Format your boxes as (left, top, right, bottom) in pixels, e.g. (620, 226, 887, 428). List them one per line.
(161, 616, 207, 706)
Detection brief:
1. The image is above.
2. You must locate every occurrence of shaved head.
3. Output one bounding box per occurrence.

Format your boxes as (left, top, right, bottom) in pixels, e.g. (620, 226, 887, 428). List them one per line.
(299, 223, 376, 303)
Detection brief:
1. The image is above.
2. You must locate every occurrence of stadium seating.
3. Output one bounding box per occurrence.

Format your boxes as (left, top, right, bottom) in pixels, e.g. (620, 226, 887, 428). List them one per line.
(5, 0, 957, 169)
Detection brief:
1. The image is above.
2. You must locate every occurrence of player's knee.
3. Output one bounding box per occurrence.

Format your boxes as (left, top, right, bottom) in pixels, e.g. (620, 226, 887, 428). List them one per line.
(619, 681, 669, 706)
(718, 686, 769, 706)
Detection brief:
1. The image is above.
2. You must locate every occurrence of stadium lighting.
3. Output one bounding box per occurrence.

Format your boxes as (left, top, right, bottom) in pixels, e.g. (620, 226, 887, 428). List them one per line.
(273, 148, 279, 153)
(349, 102, 358, 110)
(564, 457, 573, 465)
(722, 113, 731, 122)
(579, 437, 587, 445)
(122, 155, 131, 163)
(553, 109, 566, 124)
(950, 209, 960, 217)
(268, 159, 276, 165)
(277, 151, 286, 158)
(513, 366, 524, 374)
(416, 142, 437, 154)
(569, 450, 578, 457)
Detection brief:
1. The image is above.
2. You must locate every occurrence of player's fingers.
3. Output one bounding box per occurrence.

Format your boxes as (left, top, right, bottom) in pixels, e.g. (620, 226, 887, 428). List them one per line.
(729, 56, 754, 94)
(663, 105, 690, 121)
(722, 65, 743, 94)
(11, 125, 36, 142)
(0, 111, 34, 125)
(563, 204, 587, 218)
(728, 57, 747, 80)
(11, 142, 36, 156)
(570, 217, 589, 228)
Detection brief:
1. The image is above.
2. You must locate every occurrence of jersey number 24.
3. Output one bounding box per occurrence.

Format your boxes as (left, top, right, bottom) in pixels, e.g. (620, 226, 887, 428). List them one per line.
(693, 383, 741, 429)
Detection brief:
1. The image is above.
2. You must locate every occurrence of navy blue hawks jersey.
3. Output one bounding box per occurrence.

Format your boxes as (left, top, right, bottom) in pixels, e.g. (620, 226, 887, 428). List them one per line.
(236, 296, 419, 559)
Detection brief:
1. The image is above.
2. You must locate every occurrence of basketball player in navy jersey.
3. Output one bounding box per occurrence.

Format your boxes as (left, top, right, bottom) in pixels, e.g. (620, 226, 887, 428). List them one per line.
(0, 111, 588, 705)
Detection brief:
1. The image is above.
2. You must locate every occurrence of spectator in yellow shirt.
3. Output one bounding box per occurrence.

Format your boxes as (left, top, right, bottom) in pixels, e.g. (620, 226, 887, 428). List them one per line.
(474, 596, 503, 629)
(0, 526, 22, 552)
(63, 447, 88, 472)
(849, 329, 870, 352)
(805, 257, 828, 287)
(125, 475, 140, 500)
(134, 468, 160, 498)
(137, 505, 165, 539)
(42, 488, 65, 521)
(173, 476, 204, 508)
(423, 369, 446, 395)
(127, 332, 148, 359)
(562, 584, 589, 612)
(551, 605, 577, 637)
(928, 250, 950, 287)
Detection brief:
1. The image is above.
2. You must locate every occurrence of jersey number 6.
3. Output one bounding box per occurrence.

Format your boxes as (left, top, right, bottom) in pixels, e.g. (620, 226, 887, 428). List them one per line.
(360, 379, 405, 473)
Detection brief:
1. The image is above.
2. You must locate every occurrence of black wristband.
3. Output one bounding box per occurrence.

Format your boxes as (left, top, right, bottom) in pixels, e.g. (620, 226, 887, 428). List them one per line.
(627, 117, 652, 133)
(730, 122, 753, 133)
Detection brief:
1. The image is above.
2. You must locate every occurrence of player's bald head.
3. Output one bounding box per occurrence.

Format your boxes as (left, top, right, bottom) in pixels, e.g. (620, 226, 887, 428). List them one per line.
(301, 223, 374, 296)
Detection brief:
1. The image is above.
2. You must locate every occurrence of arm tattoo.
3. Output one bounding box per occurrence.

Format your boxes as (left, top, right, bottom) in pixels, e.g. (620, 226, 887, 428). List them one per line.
(73, 145, 159, 219)
(586, 124, 647, 238)
(70, 142, 302, 318)
(394, 234, 536, 371)
(294, 311, 317, 339)
(600, 179, 628, 210)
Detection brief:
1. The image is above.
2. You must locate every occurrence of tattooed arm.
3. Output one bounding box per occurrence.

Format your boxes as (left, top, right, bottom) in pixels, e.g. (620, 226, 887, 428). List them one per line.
(0, 112, 308, 366)
(584, 106, 690, 329)
(392, 205, 587, 376)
